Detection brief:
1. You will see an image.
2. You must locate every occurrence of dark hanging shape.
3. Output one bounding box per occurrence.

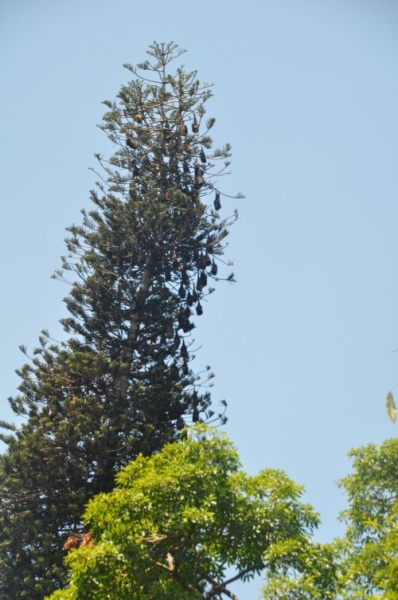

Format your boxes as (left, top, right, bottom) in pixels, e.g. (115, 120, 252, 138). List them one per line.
(196, 273, 203, 292)
(191, 290, 199, 303)
(183, 160, 190, 174)
(178, 283, 186, 299)
(180, 340, 189, 359)
(186, 292, 194, 307)
(199, 272, 207, 289)
(130, 160, 140, 178)
(214, 191, 221, 211)
(126, 136, 137, 149)
(179, 121, 188, 135)
(176, 416, 185, 430)
(192, 115, 199, 133)
(194, 164, 204, 188)
(190, 188, 199, 205)
(165, 268, 171, 282)
(177, 306, 192, 329)
(173, 332, 181, 349)
(182, 321, 195, 333)
(205, 253, 212, 267)
(196, 301, 203, 316)
(196, 252, 207, 270)
(182, 270, 190, 286)
(200, 147, 207, 164)
(211, 259, 218, 276)
(181, 360, 189, 375)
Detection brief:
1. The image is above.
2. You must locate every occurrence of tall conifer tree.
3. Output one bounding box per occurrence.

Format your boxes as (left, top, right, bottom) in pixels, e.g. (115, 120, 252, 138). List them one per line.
(0, 42, 240, 599)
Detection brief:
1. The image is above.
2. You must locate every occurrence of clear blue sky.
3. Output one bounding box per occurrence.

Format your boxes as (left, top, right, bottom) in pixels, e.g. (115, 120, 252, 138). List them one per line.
(1, 1, 398, 597)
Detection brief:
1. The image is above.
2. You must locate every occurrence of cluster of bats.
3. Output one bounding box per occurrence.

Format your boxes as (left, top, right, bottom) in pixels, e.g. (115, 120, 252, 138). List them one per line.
(124, 111, 225, 374)
(126, 114, 222, 212)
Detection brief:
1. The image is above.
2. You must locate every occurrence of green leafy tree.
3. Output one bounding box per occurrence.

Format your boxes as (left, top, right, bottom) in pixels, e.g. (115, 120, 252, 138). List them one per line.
(0, 42, 239, 599)
(46, 425, 338, 600)
(337, 438, 398, 598)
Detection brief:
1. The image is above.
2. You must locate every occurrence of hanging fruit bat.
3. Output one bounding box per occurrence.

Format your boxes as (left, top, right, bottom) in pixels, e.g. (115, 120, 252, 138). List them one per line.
(134, 112, 143, 122)
(199, 272, 207, 288)
(196, 301, 203, 316)
(194, 164, 204, 187)
(126, 136, 137, 149)
(186, 292, 194, 307)
(131, 161, 140, 178)
(179, 121, 188, 135)
(191, 290, 199, 303)
(182, 306, 191, 320)
(182, 270, 190, 286)
(199, 147, 207, 164)
(180, 340, 189, 359)
(190, 188, 199, 204)
(163, 122, 172, 142)
(186, 145, 194, 154)
(214, 191, 221, 211)
(196, 252, 207, 270)
(181, 360, 189, 375)
(177, 307, 192, 330)
(173, 332, 180, 349)
(182, 320, 195, 333)
(205, 253, 211, 267)
(196, 274, 203, 292)
(192, 115, 199, 133)
(178, 283, 186, 299)
(211, 259, 218, 276)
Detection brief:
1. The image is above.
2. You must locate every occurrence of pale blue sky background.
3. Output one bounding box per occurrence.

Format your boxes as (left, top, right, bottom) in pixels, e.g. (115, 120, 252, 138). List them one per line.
(1, 1, 398, 597)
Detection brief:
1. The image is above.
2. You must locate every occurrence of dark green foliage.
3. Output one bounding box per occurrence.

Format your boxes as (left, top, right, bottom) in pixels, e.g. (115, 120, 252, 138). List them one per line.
(0, 42, 239, 599)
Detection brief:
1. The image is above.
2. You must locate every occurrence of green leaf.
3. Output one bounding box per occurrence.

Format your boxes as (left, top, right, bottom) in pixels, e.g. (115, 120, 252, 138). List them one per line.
(386, 391, 396, 423)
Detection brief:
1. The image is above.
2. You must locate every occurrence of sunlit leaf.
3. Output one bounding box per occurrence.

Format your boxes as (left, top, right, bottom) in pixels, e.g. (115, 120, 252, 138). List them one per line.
(386, 391, 396, 423)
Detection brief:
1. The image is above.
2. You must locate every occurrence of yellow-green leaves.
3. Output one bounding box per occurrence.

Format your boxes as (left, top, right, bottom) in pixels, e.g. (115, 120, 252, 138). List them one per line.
(46, 425, 337, 600)
(337, 439, 398, 598)
(386, 391, 397, 423)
